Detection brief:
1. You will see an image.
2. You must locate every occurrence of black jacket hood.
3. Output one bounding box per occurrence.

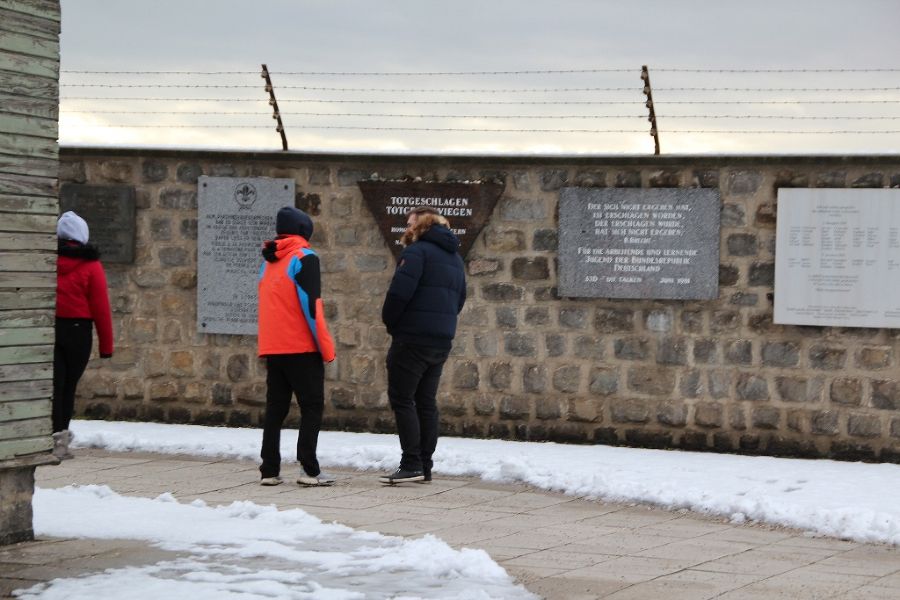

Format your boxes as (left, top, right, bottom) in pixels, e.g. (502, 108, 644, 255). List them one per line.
(419, 224, 460, 254)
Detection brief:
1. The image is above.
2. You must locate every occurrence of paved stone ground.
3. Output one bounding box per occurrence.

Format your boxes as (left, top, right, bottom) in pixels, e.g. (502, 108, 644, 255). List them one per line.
(2, 448, 899, 599)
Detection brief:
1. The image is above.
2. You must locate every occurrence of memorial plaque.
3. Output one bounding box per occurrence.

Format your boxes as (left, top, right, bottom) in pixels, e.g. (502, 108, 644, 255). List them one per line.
(59, 183, 136, 263)
(775, 188, 900, 328)
(197, 176, 295, 335)
(358, 180, 504, 259)
(558, 188, 720, 299)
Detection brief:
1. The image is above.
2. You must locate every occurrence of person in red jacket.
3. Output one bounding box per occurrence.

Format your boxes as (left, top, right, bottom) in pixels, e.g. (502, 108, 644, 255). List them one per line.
(54, 211, 113, 457)
(257, 206, 336, 487)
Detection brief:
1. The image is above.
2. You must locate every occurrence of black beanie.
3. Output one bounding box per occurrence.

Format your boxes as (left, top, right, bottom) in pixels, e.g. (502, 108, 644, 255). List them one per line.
(275, 206, 313, 239)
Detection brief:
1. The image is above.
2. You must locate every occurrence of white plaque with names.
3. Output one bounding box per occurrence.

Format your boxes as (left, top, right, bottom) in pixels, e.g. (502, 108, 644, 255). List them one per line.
(775, 188, 900, 328)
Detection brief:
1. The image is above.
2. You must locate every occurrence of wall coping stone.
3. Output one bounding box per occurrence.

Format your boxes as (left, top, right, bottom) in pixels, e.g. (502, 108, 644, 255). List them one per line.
(61, 147, 900, 168)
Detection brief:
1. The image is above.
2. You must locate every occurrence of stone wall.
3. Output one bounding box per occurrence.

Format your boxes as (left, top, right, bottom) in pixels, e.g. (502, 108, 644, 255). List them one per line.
(59, 148, 900, 462)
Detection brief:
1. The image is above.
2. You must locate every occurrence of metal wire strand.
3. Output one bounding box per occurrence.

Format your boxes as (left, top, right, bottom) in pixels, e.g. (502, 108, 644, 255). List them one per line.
(83, 124, 900, 134)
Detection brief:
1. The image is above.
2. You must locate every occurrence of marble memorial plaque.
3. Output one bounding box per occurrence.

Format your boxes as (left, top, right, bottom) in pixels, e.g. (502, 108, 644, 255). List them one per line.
(358, 180, 503, 259)
(775, 188, 900, 328)
(559, 188, 720, 299)
(59, 183, 136, 263)
(197, 176, 295, 335)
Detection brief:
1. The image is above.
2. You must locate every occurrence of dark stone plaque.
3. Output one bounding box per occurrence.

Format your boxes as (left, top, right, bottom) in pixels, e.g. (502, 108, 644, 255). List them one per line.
(559, 188, 720, 299)
(358, 180, 504, 259)
(59, 183, 136, 263)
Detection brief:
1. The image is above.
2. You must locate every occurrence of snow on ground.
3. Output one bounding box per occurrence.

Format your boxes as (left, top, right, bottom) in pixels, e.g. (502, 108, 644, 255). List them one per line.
(69, 419, 900, 546)
(22, 485, 535, 600)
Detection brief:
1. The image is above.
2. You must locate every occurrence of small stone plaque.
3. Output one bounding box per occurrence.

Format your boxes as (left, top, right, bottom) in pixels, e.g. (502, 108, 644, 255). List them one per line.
(559, 188, 720, 299)
(197, 176, 295, 335)
(775, 188, 900, 328)
(358, 180, 504, 259)
(59, 184, 136, 263)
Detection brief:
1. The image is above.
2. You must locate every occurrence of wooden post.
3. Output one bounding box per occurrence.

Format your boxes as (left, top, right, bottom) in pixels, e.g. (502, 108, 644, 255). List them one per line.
(641, 65, 660, 155)
(261, 64, 288, 151)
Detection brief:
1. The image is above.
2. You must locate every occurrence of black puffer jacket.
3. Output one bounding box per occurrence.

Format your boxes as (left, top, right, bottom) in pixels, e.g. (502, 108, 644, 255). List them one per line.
(381, 224, 466, 349)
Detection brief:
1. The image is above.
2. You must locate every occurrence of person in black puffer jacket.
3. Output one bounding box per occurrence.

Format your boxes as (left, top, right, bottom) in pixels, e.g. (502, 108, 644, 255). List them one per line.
(380, 206, 466, 484)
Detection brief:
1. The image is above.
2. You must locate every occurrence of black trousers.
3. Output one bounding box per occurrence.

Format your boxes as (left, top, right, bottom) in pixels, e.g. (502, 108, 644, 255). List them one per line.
(52, 318, 93, 433)
(259, 352, 325, 479)
(386, 340, 450, 473)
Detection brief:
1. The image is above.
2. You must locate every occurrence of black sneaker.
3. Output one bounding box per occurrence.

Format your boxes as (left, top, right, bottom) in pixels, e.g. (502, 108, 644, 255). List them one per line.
(379, 468, 424, 484)
(417, 469, 432, 484)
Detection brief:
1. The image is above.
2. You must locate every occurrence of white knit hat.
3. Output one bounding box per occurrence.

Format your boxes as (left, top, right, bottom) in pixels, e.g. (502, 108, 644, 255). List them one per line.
(57, 211, 89, 244)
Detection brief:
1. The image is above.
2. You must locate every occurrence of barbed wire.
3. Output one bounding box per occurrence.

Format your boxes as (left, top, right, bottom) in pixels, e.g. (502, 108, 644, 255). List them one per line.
(61, 68, 900, 75)
(58, 96, 900, 105)
(59, 83, 900, 93)
(59, 109, 900, 120)
(84, 124, 900, 134)
(57, 67, 900, 148)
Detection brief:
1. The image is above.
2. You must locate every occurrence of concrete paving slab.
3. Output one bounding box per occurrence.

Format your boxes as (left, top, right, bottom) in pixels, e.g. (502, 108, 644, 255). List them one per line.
(3, 449, 896, 600)
(635, 538, 755, 563)
(559, 532, 686, 556)
(0, 538, 182, 599)
(718, 567, 877, 599)
(831, 587, 900, 600)
(577, 506, 681, 529)
(560, 555, 701, 582)
(694, 525, 796, 545)
(812, 551, 900, 577)
(525, 575, 631, 600)
(501, 548, 615, 570)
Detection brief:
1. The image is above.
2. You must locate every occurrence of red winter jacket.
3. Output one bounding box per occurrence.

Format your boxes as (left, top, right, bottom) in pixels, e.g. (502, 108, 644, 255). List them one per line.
(56, 243, 114, 357)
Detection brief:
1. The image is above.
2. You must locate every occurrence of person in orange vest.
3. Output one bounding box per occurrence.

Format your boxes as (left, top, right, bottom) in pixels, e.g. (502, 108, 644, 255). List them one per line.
(54, 211, 114, 459)
(257, 206, 336, 486)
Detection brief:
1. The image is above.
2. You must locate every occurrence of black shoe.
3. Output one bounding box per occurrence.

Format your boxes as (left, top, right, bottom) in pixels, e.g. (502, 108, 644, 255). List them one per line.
(379, 468, 424, 484)
(417, 469, 432, 484)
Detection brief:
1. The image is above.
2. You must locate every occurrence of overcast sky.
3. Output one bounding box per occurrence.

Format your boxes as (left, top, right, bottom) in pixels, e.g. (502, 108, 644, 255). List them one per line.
(58, 0, 900, 154)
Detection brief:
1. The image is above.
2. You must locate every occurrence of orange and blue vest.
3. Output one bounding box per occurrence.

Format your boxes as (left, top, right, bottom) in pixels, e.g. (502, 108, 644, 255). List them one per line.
(257, 235, 335, 361)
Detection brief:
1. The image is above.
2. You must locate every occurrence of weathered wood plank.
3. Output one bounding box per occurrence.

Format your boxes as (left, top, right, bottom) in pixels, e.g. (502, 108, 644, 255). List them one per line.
(0, 252, 56, 272)
(0, 271, 56, 289)
(0, 435, 53, 460)
(0, 132, 57, 159)
(0, 311, 53, 329)
(0, 171, 57, 196)
(1, 2, 61, 22)
(0, 327, 53, 346)
(0, 212, 57, 232)
(0, 49, 58, 79)
(0, 93, 57, 120)
(0, 194, 58, 215)
(0, 379, 52, 402)
(0, 28, 59, 60)
(0, 112, 57, 139)
(0, 362, 52, 382)
(0, 417, 51, 441)
(0, 290, 55, 310)
(0, 68, 57, 98)
(0, 231, 56, 251)
(0, 151, 59, 177)
(0, 344, 53, 365)
(0, 311, 54, 329)
(0, 399, 51, 422)
(0, 8, 60, 40)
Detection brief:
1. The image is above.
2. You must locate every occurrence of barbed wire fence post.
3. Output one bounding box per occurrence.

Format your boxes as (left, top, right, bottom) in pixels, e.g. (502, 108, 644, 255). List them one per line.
(261, 64, 288, 150)
(641, 65, 660, 155)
